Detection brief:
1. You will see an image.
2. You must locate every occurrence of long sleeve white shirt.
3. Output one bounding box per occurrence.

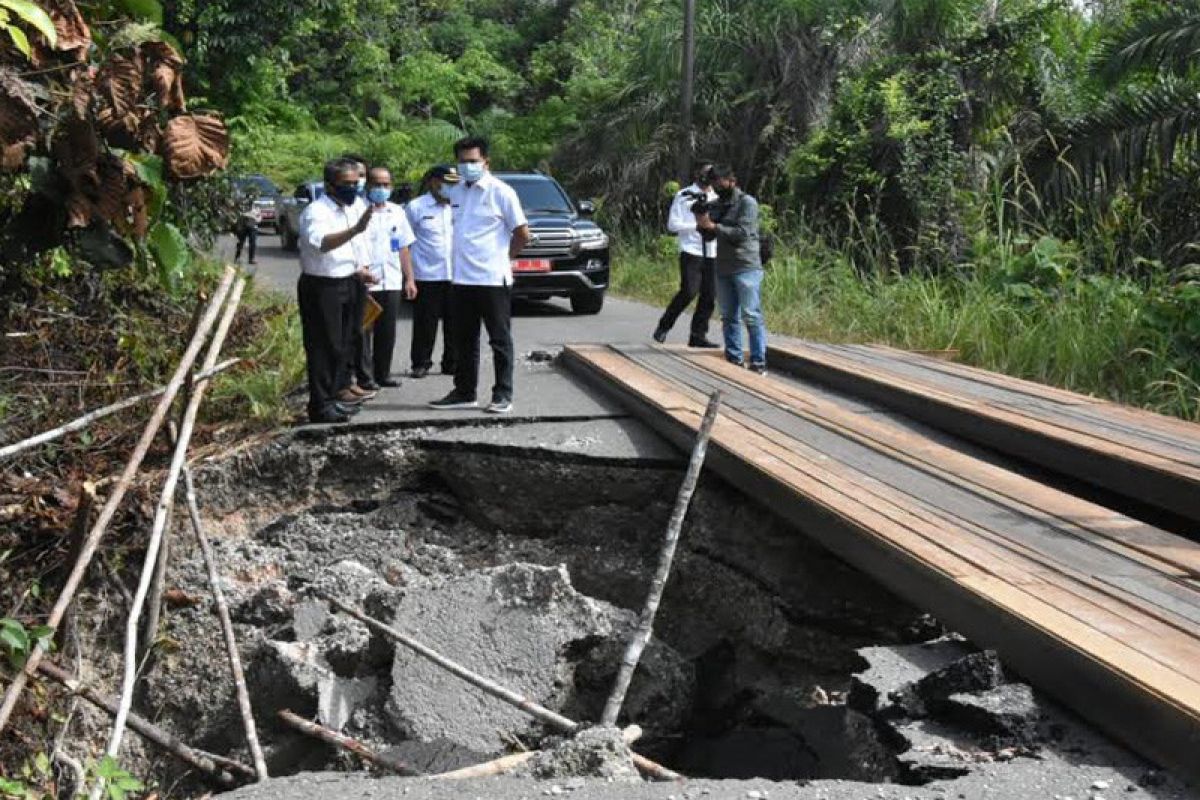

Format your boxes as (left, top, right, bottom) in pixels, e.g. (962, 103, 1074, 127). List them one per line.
(405, 193, 455, 282)
(667, 183, 717, 258)
(298, 195, 370, 278)
(363, 202, 416, 292)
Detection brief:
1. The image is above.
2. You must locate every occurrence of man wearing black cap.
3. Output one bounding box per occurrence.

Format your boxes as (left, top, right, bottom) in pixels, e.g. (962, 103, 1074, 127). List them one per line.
(405, 165, 460, 378)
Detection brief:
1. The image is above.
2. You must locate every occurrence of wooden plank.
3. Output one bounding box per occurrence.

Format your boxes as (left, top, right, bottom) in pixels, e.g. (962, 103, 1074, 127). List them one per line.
(562, 345, 1200, 780)
(767, 341, 1200, 526)
(666, 348, 1200, 580)
(645, 351, 1200, 639)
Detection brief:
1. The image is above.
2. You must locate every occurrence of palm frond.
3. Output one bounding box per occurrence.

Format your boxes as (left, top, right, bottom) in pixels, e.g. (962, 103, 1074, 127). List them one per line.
(1092, 4, 1200, 88)
(1033, 78, 1200, 203)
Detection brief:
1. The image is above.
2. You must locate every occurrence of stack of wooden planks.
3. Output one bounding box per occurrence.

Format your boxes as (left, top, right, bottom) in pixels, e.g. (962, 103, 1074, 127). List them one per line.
(767, 341, 1200, 528)
(562, 343, 1200, 782)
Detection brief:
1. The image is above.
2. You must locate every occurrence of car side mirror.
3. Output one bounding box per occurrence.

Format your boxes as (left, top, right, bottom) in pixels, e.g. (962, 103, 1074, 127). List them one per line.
(576, 199, 596, 216)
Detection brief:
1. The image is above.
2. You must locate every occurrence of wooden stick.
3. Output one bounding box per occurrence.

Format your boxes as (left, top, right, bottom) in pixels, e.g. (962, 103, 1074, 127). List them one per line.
(320, 593, 682, 782)
(429, 725, 642, 780)
(601, 391, 721, 727)
(140, 502, 172, 656)
(0, 265, 238, 735)
(181, 448, 269, 780)
(35, 661, 252, 786)
(428, 751, 535, 779)
(277, 709, 416, 775)
(100, 276, 247, 785)
(0, 359, 240, 460)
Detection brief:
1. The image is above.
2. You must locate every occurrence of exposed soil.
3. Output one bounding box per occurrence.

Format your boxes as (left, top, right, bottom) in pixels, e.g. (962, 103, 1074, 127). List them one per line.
(35, 424, 1198, 799)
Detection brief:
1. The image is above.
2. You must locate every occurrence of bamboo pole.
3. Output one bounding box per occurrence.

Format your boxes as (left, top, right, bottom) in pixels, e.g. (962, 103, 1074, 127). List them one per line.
(0, 264, 238, 735)
(278, 709, 416, 775)
(320, 593, 682, 782)
(600, 390, 721, 727)
(98, 276, 246, 795)
(0, 359, 240, 460)
(36, 661, 252, 786)
(180, 449, 269, 780)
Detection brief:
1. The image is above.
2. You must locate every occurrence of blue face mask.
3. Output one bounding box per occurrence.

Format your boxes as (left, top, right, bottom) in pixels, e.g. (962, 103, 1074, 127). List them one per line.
(367, 187, 390, 205)
(332, 184, 359, 205)
(459, 162, 485, 183)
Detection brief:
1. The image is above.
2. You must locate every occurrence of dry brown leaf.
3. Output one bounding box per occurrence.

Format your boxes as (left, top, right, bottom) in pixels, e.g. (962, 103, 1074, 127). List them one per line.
(96, 52, 144, 140)
(92, 154, 131, 227)
(128, 185, 149, 237)
(140, 40, 185, 113)
(163, 114, 228, 179)
(45, 0, 90, 61)
(0, 69, 39, 171)
(162, 588, 200, 608)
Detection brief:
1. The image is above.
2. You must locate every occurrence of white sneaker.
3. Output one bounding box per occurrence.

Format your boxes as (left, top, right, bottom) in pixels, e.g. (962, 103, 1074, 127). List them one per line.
(485, 399, 513, 414)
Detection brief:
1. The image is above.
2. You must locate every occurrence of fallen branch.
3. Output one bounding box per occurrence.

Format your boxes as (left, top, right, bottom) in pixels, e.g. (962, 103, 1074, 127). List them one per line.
(428, 751, 535, 779)
(0, 265, 238, 734)
(181, 447, 269, 780)
(601, 391, 721, 727)
(428, 725, 643, 780)
(277, 709, 416, 775)
(0, 359, 240, 461)
(36, 661, 251, 786)
(99, 276, 247, 791)
(320, 593, 682, 782)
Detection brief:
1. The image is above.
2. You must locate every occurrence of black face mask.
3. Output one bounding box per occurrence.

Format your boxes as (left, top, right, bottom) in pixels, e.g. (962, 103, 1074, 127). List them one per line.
(715, 185, 735, 200)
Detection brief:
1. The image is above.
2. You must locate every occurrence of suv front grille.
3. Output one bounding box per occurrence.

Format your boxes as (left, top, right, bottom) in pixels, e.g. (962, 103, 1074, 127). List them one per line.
(524, 227, 574, 257)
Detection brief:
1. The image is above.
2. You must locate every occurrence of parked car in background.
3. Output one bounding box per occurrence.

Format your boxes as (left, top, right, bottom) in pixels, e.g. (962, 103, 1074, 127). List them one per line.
(232, 174, 281, 232)
(496, 172, 609, 315)
(276, 180, 324, 251)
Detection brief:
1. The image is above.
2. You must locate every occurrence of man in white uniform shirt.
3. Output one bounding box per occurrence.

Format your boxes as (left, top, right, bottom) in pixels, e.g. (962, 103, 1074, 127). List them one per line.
(297, 158, 376, 424)
(430, 137, 530, 414)
(653, 161, 719, 347)
(405, 165, 460, 379)
(361, 165, 417, 388)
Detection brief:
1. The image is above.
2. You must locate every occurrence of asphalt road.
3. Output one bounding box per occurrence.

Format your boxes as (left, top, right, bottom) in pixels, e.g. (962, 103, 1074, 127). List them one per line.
(215, 232, 689, 425)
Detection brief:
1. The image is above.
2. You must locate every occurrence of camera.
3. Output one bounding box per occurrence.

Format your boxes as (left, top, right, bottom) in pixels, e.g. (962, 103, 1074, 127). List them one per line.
(682, 189, 712, 216)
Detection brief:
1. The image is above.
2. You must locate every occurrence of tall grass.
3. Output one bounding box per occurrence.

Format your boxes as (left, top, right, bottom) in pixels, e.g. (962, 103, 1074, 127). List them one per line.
(611, 226, 1200, 421)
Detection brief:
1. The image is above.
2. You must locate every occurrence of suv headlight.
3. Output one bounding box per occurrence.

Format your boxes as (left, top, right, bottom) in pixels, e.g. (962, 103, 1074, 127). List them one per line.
(576, 229, 608, 251)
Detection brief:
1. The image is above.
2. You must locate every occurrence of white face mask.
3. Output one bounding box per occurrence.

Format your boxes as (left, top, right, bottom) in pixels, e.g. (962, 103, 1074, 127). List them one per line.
(458, 162, 485, 183)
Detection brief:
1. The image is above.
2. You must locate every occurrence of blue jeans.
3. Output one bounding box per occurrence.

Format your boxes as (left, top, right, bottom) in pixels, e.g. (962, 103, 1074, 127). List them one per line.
(715, 269, 767, 366)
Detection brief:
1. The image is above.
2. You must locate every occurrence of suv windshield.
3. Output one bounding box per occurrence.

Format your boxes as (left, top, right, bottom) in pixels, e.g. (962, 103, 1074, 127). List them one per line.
(500, 176, 573, 215)
(235, 175, 279, 196)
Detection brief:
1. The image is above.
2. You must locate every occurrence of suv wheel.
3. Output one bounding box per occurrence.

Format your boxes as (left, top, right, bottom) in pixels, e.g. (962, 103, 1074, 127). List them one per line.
(570, 290, 604, 315)
(281, 222, 298, 251)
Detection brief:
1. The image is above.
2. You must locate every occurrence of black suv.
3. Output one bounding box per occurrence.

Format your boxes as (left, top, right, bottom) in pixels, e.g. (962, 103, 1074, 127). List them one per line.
(496, 172, 610, 315)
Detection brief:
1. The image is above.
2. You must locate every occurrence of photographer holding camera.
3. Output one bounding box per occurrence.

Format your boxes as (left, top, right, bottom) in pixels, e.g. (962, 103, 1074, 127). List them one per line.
(695, 164, 768, 374)
(652, 161, 719, 348)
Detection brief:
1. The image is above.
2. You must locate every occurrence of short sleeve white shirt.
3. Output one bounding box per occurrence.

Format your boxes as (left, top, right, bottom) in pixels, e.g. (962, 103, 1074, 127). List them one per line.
(298, 194, 370, 278)
(448, 172, 527, 286)
(405, 193, 455, 282)
(363, 202, 415, 292)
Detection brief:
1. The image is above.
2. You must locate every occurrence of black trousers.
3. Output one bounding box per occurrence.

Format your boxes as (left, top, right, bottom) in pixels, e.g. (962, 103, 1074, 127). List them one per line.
(234, 226, 257, 262)
(349, 280, 371, 386)
(451, 284, 513, 402)
(297, 274, 355, 418)
(363, 290, 402, 383)
(656, 251, 715, 340)
(411, 279, 456, 373)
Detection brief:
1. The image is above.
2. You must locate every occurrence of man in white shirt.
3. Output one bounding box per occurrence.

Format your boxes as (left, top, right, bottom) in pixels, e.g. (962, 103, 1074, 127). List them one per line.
(653, 161, 719, 348)
(360, 165, 417, 388)
(297, 158, 376, 424)
(430, 137, 530, 414)
(405, 165, 460, 379)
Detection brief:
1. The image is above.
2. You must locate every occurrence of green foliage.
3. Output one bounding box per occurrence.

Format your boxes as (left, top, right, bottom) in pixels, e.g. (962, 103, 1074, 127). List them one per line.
(93, 756, 143, 800)
(0, 618, 54, 669)
(0, 751, 52, 799)
(146, 221, 191, 291)
(0, 0, 56, 58)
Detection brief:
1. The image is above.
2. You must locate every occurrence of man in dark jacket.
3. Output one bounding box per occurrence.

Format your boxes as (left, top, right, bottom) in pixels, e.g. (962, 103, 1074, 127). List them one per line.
(696, 164, 768, 374)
